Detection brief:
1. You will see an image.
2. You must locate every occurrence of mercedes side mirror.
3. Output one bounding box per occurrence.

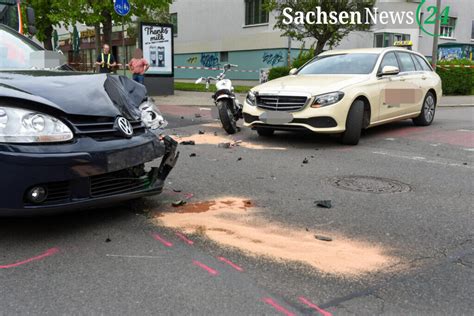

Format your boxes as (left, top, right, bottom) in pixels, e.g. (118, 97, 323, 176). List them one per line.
(289, 68, 298, 75)
(379, 66, 400, 77)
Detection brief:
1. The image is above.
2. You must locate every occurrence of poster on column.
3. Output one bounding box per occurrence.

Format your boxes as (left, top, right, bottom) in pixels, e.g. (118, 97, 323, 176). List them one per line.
(140, 23, 174, 76)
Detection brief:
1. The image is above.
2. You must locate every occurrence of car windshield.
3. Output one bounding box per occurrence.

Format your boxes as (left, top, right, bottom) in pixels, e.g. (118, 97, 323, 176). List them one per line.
(298, 53, 379, 75)
(0, 26, 41, 70)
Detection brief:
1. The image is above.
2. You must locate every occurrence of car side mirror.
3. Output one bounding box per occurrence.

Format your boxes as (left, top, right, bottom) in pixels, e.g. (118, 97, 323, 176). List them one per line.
(26, 7, 37, 36)
(289, 68, 298, 75)
(379, 65, 399, 77)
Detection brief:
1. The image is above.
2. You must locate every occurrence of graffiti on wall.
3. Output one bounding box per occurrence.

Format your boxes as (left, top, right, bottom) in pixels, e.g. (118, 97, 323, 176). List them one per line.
(200, 53, 220, 68)
(187, 56, 198, 64)
(262, 52, 284, 66)
(438, 46, 472, 61)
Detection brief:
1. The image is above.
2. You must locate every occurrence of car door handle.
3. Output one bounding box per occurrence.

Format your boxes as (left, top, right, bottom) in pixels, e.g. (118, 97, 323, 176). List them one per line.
(421, 75, 427, 80)
(390, 77, 406, 82)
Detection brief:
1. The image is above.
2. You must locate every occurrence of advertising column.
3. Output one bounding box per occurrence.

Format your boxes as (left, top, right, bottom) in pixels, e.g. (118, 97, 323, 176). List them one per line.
(140, 22, 174, 95)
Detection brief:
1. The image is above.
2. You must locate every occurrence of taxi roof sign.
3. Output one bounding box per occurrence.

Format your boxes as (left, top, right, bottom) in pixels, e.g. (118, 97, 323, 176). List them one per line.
(394, 40, 413, 47)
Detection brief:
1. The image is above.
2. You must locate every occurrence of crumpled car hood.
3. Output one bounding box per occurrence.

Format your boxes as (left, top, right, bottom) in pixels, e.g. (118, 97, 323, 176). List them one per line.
(0, 71, 146, 120)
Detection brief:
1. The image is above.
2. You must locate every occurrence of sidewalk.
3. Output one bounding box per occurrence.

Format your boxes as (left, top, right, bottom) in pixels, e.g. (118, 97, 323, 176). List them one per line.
(439, 95, 474, 107)
(153, 90, 473, 107)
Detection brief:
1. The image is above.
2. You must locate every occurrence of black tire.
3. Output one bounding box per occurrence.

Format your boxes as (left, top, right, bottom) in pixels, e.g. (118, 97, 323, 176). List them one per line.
(413, 92, 436, 126)
(217, 100, 238, 134)
(341, 100, 364, 145)
(256, 128, 275, 137)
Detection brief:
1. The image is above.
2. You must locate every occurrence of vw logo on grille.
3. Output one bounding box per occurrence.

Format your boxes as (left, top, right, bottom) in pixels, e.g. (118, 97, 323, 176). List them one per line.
(115, 117, 134, 137)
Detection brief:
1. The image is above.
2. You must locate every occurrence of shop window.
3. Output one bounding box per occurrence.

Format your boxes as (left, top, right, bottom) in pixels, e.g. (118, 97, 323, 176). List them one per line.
(220, 52, 229, 62)
(245, 0, 269, 26)
(374, 33, 410, 48)
(170, 13, 178, 36)
(440, 17, 456, 38)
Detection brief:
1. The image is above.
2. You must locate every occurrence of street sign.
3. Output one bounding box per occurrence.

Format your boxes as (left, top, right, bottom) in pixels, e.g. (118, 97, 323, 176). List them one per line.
(114, 0, 130, 16)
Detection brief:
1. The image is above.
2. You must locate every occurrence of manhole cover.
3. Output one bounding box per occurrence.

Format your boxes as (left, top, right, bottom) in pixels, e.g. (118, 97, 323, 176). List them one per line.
(329, 176, 411, 194)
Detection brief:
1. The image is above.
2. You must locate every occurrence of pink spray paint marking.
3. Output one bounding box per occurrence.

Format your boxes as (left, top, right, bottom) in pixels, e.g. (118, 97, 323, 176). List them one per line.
(217, 256, 244, 272)
(184, 193, 194, 200)
(176, 232, 194, 245)
(192, 260, 219, 276)
(152, 233, 173, 247)
(299, 297, 333, 316)
(0, 248, 59, 269)
(262, 298, 295, 316)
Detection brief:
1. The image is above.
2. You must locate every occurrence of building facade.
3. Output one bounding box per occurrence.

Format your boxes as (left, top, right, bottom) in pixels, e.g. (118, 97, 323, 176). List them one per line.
(171, 0, 473, 81)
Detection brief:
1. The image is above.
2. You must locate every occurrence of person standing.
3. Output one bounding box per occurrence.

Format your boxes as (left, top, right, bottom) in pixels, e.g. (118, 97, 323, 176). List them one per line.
(95, 44, 116, 73)
(128, 48, 150, 84)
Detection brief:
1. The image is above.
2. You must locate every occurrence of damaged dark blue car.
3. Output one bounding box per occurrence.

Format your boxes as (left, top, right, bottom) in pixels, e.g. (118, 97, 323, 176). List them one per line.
(0, 25, 179, 215)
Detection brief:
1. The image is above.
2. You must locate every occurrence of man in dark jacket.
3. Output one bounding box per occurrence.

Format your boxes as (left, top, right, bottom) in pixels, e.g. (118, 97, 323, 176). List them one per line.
(95, 44, 117, 73)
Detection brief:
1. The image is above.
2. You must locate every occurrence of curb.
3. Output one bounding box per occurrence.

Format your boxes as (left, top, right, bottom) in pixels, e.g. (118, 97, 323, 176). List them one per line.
(439, 104, 474, 107)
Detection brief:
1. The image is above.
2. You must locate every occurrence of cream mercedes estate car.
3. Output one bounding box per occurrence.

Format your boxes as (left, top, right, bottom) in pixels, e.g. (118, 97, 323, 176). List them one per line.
(243, 48, 442, 145)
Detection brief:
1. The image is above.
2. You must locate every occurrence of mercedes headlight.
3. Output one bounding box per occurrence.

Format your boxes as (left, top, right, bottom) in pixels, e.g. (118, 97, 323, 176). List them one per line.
(139, 99, 168, 131)
(246, 91, 256, 106)
(0, 106, 73, 143)
(312, 92, 344, 108)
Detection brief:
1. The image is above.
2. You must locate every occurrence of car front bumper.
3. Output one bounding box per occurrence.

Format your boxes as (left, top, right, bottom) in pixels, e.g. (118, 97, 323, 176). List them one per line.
(0, 133, 179, 216)
(242, 99, 351, 133)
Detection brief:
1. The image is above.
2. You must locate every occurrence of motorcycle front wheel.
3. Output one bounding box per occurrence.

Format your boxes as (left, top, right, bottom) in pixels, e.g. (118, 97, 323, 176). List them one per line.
(217, 100, 239, 134)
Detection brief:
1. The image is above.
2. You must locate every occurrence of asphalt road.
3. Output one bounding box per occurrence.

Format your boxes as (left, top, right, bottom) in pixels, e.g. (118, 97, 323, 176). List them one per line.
(1, 107, 472, 315)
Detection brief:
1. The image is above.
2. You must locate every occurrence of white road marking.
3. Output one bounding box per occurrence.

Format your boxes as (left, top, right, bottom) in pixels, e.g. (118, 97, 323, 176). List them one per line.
(385, 138, 396, 141)
(373, 151, 473, 169)
(463, 148, 474, 152)
(457, 129, 473, 132)
(199, 107, 212, 111)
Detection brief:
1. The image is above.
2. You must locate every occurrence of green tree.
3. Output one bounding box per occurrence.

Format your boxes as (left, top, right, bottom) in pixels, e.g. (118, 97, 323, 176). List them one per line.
(268, 0, 376, 56)
(70, 0, 172, 53)
(23, 0, 71, 50)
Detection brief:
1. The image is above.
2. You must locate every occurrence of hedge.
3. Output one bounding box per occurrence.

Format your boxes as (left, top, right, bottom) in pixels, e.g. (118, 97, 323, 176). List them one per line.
(268, 66, 290, 81)
(436, 59, 474, 95)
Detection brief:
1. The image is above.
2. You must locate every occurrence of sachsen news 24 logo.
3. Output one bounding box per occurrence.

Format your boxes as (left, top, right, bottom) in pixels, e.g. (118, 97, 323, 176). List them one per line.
(282, 0, 450, 38)
(417, 0, 451, 37)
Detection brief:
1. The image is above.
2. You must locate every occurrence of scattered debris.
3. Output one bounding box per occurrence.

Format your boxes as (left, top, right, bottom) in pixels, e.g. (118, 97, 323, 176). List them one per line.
(180, 140, 195, 145)
(172, 200, 187, 207)
(315, 200, 332, 209)
(218, 142, 231, 149)
(184, 193, 194, 200)
(214, 132, 218, 136)
(195, 113, 202, 118)
(173, 189, 182, 193)
(198, 130, 205, 135)
(180, 116, 184, 119)
(303, 158, 309, 164)
(463, 162, 468, 165)
(105, 238, 111, 243)
(237, 157, 242, 161)
(190, 153, 197, 157)
(315, 235, 333, 242)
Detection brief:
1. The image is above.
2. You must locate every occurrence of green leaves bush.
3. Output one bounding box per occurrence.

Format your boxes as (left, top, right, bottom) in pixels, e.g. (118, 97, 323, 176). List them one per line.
(436, 59, 474, 95)
(268, 66, 291, 81)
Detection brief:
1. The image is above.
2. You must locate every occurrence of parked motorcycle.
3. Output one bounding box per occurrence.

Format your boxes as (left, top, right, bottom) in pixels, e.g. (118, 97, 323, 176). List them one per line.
(195, 64, 243, 134)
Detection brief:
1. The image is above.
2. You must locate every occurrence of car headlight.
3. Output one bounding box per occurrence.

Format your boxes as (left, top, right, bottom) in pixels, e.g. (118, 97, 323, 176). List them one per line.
(0, 106, 73, 143)
(246, 91, 256, 106)
(312, 92, 344, 108)
(139, 99, 168, 131)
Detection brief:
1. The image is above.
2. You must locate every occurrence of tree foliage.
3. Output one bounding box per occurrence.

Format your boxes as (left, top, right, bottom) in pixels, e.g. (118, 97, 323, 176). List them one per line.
(24, 0, 172, 51)
(267, 0, 376, 55)
(23, 0, 71, 50)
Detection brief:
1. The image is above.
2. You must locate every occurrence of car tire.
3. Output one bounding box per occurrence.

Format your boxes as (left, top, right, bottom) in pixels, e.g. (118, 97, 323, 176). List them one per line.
(341, 100, 364, 145)
(256, 128, 275, 137)
(217, 100, 238, 134)
(413, 92, 436, 126)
